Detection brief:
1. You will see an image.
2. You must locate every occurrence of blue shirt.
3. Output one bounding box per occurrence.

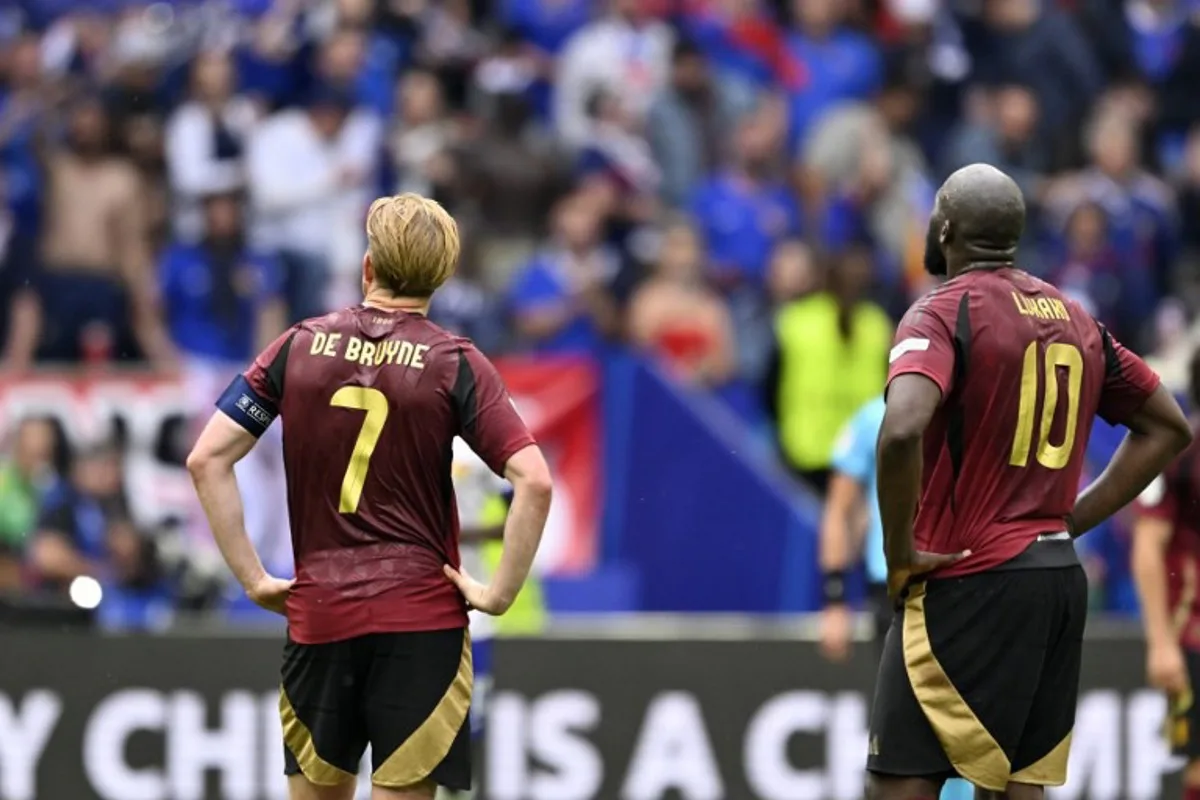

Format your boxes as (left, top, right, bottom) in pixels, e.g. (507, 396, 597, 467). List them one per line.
(689, 173, 802, 282)
(160, 243, 283, 363)
(784, 29, 881, 150)
(830, 396, 886, 583)
(506, 249, 619, 355)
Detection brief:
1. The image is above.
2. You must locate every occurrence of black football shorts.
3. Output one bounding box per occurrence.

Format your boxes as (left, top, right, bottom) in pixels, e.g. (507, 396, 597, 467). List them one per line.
(867, 565, 1087, 791)
(1166, 650, 1200, 760)
(279, 628, 472, 791)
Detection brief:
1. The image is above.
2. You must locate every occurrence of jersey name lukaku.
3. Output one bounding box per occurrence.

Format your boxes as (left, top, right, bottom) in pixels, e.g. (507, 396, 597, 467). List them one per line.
(888, 267, 1160, 576)
(218, 306, 534, 644)
(1136, 431, 1200, 650)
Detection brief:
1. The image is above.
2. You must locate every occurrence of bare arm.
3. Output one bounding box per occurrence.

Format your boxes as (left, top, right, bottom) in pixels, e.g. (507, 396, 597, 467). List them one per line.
(1071, 386, 1193, 536)
(876, 374, 940, 572)
(186, 412, 267, 591)
(1132, 515, 1176, 649)
(29, 531, 98, 582)
(819, 473, 866, 585)
(486, 444, 553, 612)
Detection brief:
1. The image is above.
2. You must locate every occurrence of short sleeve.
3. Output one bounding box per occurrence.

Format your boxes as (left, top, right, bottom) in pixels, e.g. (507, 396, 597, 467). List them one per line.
(830, 411, 872, 484)
(887, 291, 959, 399)
(1096, 323, 1161, 426)
(452, 343, 537, 476)
(215, 326, 299, 436)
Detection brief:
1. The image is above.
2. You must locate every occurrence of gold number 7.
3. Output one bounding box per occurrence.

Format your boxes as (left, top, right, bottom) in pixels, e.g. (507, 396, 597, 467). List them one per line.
(330, 386, 390, 513)
(1009, 342, 1083, 471)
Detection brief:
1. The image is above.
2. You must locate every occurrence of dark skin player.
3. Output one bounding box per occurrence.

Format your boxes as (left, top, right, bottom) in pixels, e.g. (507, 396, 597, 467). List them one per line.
(874, 164, 1191, 800)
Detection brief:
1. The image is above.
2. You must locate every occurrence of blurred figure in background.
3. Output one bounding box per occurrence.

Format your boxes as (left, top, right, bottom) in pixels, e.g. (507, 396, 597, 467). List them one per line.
(388, 68, 457, 202)
(764, 240, 892, 495)
(165, 50, 261, 243)
(555, 0, 674, 147)
(7, 94, 174, 369)
(507, 193, 622, 354)
(940, 80, 1049, 204)
(247, 84, 382, 321)
(1132, 347, 1200, 800)
(28, 439, 173, 629)
(784, 0, 883, 148)
(690, 94, 799, 289)
(628, 219, 736, 388)
(0, 417, 60, 592)
(159, 184, 291, 587)
(647, 37, 758, 208)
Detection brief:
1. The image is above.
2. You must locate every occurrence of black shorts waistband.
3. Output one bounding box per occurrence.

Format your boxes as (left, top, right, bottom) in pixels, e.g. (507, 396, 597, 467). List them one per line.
(989, 534, 1080, 572)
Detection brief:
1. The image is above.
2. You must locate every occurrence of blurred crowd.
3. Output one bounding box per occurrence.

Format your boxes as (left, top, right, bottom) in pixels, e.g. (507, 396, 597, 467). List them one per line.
(2, 0, 1200, 623)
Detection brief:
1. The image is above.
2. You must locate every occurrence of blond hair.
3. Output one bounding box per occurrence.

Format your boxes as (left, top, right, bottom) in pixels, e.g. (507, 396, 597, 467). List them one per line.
(365, 193, 460, 297)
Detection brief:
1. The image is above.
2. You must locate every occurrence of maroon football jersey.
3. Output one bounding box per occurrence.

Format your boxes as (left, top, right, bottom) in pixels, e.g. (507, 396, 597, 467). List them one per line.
(887, 267, 1160, 577)
(1134, 429, 1200, 650)
(239, 306, 535, 644)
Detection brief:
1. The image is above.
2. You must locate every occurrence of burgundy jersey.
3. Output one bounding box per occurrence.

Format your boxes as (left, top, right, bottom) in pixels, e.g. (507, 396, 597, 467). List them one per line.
(887, 268, 1160, 577)
(219, 306, 535, 644)
(1134, 429, 1200, 650)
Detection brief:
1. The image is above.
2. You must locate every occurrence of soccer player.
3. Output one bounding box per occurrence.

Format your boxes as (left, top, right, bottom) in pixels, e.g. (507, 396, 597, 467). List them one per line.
(1132, 346, 1200, 800)
(866, 164, 1192, 800)
(187, 193, 553, 800)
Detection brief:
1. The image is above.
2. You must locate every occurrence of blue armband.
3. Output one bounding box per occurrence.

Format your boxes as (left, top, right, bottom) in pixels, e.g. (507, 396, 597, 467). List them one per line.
(216, 375, 278, 437)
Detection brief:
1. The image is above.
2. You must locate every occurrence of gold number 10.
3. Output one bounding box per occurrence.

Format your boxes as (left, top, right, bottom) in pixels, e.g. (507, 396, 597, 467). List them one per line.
(330, 386, 390, 513)
(1009, 342, 1084, 471)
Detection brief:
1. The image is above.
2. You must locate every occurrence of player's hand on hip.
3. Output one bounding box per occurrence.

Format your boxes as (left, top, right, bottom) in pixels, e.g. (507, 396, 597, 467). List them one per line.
(1148, 640, 1190, 694)
(443, 564, 509, 615)
(246, 575, 294, 615)
(819, 605, 853, 662)
(887, 550, 971, 603)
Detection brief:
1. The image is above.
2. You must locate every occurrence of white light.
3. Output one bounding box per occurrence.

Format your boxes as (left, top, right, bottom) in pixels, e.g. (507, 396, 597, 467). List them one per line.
(69, 576, 103, 610)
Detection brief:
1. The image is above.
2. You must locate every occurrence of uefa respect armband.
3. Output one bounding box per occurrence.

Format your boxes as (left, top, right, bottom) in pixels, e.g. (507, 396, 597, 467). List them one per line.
(216, 375, 278, 437)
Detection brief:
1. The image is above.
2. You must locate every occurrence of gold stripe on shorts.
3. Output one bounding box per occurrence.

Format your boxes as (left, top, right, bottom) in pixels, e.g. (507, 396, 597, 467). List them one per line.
(903, 583, 1011, 791)
(1010, 733, 1072, 786)
(279, 687, 356, 786)
(372, 630, 474, 788)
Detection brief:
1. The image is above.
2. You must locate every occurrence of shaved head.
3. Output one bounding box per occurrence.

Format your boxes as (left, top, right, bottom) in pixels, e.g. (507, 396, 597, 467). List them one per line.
(923, 163, 1026, 277)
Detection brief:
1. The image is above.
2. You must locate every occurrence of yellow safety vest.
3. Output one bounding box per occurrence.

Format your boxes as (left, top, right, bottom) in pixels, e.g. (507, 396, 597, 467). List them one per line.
(775, 293, 892, 471)
(480, 495, 547, 636)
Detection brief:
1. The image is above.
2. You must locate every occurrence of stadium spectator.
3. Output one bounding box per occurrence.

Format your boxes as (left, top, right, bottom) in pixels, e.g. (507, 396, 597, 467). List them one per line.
(764, 241, 892, 494)
(554, 0, 674, 148)
(387, 68, 458, 203)
(784, 0, 883, 149)
(246, 84, 382, 320)
(966, 0, 1103, 161)
(689, 94, 799, 288)
(627, 219, 736, 386)
(7, 94, 174, 368)
(1044, 107, 1175, 337)
(165, 50, 261, 242)
(0, 417, 59, 592)
(160, 185, 286, 370)
(458, 77, 569, 285)
(647, 38, 758, 207)
(507, 192, 622, 354)
(575, 88, 662, 230)
(939, 81, 1049, 204)
(800, 64, 932, 297)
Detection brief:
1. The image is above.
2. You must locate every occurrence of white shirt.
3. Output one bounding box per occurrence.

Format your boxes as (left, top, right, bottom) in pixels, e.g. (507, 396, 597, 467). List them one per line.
(165, 97, 261, 241)
(555, 17, 673, 148)
(245, 108, 383, 265)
